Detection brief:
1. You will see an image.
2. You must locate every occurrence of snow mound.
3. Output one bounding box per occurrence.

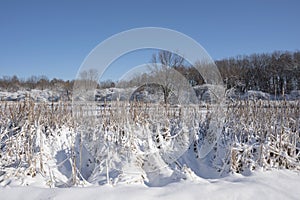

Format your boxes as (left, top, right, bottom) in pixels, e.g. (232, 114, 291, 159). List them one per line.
(0, 170, 299, 200)
(0, 89, 61, 102)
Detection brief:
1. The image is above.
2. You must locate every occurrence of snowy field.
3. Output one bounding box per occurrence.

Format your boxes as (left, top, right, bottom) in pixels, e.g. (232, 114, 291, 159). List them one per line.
(1, 170, 300, 200)
(0, 89, 299, 199)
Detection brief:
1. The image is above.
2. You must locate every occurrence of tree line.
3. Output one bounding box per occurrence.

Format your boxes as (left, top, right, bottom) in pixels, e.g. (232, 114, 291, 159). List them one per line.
(1, 51, 300, 95)
(0, 75, 74, 92)
(216, 51, 300, 95)
(121, 50, 300, 96)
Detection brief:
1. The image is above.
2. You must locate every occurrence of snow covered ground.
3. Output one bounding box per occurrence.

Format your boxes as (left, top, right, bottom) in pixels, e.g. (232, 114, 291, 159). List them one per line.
(0, 170, 299, 200)
(1, 88, 299, 199)
(1, 87, 299, 103)
(0, 89, 62, 102)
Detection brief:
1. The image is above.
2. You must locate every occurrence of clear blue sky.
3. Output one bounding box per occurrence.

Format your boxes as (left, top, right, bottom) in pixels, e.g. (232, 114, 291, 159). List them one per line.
(0, 0, 299, 81)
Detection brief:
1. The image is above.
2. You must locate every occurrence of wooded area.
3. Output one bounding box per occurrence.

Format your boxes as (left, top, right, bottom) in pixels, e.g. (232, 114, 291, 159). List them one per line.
(1, 51, 299, 95)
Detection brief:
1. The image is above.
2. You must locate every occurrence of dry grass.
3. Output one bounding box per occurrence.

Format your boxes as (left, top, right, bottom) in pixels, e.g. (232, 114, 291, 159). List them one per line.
(0, 99, 299, 180)
(220, 100, 300, 173)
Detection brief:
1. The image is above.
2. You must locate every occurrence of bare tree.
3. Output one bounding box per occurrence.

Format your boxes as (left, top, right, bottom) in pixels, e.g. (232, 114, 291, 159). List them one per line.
(26, 75, 38, 90)
(36, 75, 49, 90)
(78, 68, 99, 90)
(149, 51, 185, 104)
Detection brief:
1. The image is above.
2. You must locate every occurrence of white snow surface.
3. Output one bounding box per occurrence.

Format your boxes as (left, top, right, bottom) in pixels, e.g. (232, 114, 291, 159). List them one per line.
(0, 170, 299, 200)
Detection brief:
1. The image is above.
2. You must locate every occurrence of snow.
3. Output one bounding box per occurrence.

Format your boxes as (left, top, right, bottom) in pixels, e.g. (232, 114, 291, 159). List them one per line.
(0, 89, 61, 102)
(0, 170, 299, 200)
(1, 88, 299, 199)
(1, 87, 299, 103)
